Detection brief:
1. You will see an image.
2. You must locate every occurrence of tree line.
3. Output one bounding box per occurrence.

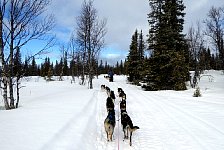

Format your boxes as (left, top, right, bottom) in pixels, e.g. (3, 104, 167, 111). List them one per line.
(17, 55, 127, 79)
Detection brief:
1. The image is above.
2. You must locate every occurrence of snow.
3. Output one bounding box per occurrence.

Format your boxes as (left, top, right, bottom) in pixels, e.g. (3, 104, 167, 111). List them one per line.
(0, 70, 224, 150)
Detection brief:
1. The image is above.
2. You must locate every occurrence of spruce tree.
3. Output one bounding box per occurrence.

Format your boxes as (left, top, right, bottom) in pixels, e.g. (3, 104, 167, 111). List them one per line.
(14, 47, 22, 77)
(31, 57, 37, 76)
(41, 57, 51, 77)
(120, 60, 124, 75)
(127, 30, 139, 83)
(63, 52, 68, 76)
(138, 30, 145, 60)
(138, 30, 145, 82)
(147, 0, 188, 90)
(24, 58, 29, 76)
(54, 60, 59, 76)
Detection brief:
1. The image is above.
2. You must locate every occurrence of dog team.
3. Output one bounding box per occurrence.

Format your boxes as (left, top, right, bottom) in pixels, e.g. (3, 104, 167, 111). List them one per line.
(101, 85, 139, 146)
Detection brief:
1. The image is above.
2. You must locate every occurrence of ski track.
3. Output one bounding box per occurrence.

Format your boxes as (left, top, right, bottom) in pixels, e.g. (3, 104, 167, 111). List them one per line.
(41, 90, 98, 150)
(127, 87, 224, 150)
(98, 77, 224, 150)
(148, 93, 224, 149)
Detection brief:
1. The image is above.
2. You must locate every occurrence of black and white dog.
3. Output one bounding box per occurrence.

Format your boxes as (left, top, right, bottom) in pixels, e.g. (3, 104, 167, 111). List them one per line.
(120, 99, 126, 113)
(105, 86, 111, 97)
(104, 109, 116, 141)
(121, 111, 139, 146)
(106, 97, 114, 112)
(118, 88, 126, 101)
(118, 88, 123, 94)
(110, 90, 116, 102)
(101, 85, 106, 91)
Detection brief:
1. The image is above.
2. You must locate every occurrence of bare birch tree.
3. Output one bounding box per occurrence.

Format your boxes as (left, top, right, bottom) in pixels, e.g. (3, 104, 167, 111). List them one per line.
(187, 22, 205, 88)
(204, 6, 224, 69)
(68, 33, 78, 82)
(0, 0, 55, 109)
(76, 0, 106, 89)
(0, 0, 9, 109)
(58, 44, 68, 81)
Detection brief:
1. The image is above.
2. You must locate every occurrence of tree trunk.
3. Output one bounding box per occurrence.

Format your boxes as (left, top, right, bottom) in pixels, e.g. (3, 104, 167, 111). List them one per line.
(16, 77, 20, 108)
(71, 58, 75, 82)
(9, 4, 15, 109)
(0, 9, 9, 110)
(3, 78, 10, 110)
(59, 64, 64, 81)
(81, 64, 85, 85)
(89, 67, 93, 89)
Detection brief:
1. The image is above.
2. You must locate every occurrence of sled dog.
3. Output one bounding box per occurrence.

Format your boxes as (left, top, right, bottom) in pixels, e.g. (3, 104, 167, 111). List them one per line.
(101, 85, 106, 90)
(105, 86, 110, 97)
(121, 111, 139, 146)
(118, 89, 126, 100)
(110, 90, 116, 102)
(106, 97, 114, 112)
(118, 88, 123, 94)
(120, 99, 126, 113)
(104, 109, 116, 141)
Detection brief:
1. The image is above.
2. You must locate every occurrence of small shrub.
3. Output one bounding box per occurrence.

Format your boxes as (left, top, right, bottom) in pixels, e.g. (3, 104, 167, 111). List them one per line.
(141, 82, 158, 91)
(193, 87, 202, 97)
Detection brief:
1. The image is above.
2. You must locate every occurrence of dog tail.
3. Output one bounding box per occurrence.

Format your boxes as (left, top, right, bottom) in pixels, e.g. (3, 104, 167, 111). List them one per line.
(130, 126, 140, 132)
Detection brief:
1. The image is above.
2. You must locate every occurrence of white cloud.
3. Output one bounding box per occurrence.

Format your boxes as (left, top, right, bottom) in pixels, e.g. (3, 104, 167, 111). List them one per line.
(48, 0, 148, 50)
(184, 0, 224, 32)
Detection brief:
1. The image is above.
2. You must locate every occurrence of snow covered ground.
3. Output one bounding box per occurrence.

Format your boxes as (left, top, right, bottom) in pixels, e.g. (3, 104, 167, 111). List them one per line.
(0, 70, 224, 150)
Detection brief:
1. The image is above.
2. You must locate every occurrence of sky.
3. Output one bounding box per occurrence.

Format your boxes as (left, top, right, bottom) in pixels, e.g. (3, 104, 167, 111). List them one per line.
(25, 0, 224, 65)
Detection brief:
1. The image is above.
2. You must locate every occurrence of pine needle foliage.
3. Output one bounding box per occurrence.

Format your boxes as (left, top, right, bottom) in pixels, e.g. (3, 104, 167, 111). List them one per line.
(146, 0, 189, 91)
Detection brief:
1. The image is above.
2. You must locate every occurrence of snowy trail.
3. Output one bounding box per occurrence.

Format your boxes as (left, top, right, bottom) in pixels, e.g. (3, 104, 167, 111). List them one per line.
(1, 71, 224, 150)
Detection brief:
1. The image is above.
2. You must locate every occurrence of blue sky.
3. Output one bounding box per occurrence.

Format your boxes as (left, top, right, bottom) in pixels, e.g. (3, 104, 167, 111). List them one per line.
(22, 0, 224, 65)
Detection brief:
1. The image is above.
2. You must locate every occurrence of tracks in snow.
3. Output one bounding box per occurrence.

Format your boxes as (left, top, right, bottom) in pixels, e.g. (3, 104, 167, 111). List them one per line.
(41, 90, 98, 150)
(127, 89, 224, 150)
(101, 78, 224, 150)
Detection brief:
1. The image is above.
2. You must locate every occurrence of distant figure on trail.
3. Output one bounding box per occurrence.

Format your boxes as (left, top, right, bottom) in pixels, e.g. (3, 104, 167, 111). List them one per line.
(108, 69, 114, 82)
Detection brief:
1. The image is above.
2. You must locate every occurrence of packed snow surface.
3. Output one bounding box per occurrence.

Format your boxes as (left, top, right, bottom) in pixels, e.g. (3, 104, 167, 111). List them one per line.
(0, 70, 224, 150)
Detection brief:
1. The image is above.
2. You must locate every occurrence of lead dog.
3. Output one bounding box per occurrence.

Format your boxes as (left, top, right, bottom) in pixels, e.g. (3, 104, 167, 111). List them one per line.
(121, 111, 139, 146)
(101, 85, 106, 91)
(104, 109, 116, 141)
